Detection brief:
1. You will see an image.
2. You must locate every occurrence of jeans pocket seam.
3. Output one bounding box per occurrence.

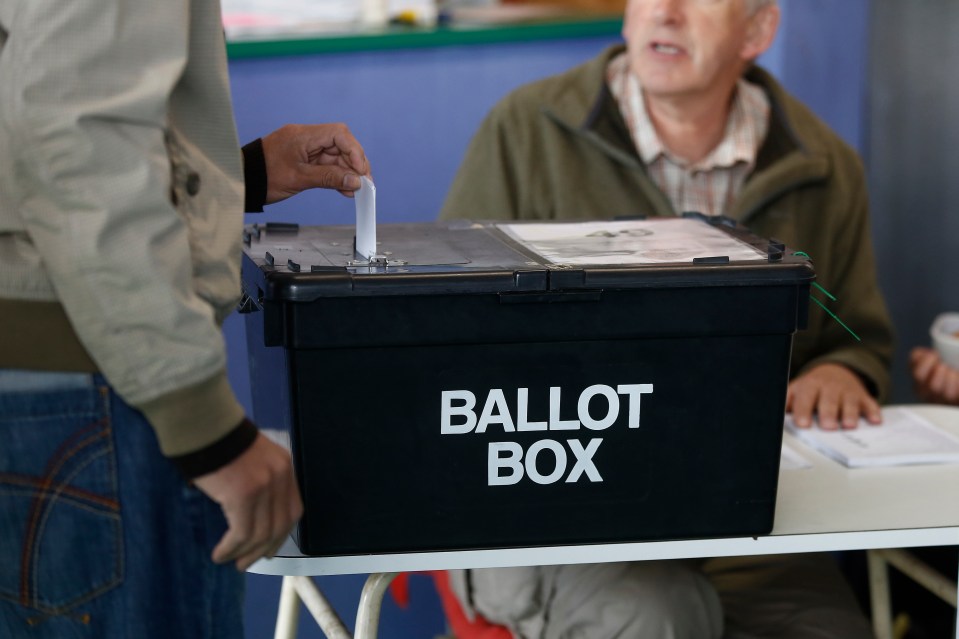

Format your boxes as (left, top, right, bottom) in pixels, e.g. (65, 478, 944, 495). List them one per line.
(2, 388, 123, 615)
(2, 517, 124, 616)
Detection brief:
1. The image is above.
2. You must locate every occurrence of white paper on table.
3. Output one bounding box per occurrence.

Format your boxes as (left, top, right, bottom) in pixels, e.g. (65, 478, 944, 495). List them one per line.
(497, 218, 765, 265)
(784, 406, 959, 468)
(354, 176, 377, 260)
(780, 441, 813, 470)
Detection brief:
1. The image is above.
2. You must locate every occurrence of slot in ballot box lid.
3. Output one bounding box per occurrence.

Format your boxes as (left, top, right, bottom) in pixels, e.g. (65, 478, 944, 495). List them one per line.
(240, 216, 814, 557)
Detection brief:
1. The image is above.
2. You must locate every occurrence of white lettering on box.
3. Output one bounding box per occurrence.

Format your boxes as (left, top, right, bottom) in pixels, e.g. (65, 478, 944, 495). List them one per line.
(566, 438, 603, 482)
(486, 438, 605, 486)
(446, 384, 653, 486)
(617, 384, 654, 428)
(577, 384, 619, 430)
(441, 390, 476, 434)
(488, 442, 523, 485)
(525, 439, 567, 484)
(476, 388, 515, 434)
(516, 388, 547, 432)
(549, 387, 580, 430)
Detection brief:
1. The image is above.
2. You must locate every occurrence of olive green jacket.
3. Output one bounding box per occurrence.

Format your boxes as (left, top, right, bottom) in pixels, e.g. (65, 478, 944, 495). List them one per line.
(441, 45, 893, 399)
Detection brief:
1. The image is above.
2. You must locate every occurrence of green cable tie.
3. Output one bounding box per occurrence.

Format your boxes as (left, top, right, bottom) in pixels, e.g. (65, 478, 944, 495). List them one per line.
(810, 295, 861, 342)
(792, 250, 855, 340)
(812, 281, 837, 302)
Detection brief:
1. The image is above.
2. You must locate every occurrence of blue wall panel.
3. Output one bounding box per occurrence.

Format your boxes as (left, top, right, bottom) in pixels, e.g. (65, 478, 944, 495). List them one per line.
(775, 0, 871, 152)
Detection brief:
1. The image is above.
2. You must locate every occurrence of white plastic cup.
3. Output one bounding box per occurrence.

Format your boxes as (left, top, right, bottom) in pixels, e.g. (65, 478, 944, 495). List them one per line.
(930, 312, 959, 370)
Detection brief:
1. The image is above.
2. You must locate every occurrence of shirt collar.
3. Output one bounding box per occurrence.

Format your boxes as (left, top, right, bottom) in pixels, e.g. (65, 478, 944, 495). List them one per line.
(606, 52, 770, 172)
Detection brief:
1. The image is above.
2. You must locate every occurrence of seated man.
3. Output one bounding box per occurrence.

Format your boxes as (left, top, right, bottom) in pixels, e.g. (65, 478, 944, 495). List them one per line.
(440, 0, 894, 637)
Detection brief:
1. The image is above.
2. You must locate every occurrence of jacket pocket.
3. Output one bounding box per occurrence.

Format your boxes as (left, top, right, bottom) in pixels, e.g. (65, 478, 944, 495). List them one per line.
(0, 386, 122, 615)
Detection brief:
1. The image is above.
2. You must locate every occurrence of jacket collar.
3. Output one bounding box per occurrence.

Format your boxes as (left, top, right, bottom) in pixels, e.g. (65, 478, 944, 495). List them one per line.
(541, 44, 832, 223)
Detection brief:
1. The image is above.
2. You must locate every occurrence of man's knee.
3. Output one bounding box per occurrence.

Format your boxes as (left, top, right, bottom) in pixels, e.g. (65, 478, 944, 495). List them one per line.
(544, 561, 724, 639)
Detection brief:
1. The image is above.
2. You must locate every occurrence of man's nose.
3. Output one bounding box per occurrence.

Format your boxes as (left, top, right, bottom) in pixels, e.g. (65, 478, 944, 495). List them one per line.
(649, 0, 684, 24)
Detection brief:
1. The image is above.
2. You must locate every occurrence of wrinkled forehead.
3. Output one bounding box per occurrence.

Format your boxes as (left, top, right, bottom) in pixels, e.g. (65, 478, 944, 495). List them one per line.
(627, 0, 777, 14)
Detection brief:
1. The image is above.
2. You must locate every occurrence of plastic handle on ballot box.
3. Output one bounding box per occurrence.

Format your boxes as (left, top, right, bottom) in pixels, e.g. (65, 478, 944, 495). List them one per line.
(354, 176, 377, 261)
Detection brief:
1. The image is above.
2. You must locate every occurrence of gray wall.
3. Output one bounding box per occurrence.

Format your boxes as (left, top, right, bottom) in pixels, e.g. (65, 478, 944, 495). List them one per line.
(869, 0, 959, 402)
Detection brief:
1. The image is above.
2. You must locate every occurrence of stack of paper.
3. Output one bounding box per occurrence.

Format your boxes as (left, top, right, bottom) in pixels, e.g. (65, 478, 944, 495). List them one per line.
(784, 406, 959, 468)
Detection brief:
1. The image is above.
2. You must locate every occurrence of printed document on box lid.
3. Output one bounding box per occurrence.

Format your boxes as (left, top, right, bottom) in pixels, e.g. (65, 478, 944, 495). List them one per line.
(498, 219, 765, 265)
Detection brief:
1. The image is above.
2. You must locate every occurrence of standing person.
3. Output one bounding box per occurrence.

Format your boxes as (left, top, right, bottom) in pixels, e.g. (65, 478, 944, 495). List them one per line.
(440, 0, 893, 636)
(0, 1, 370, 637)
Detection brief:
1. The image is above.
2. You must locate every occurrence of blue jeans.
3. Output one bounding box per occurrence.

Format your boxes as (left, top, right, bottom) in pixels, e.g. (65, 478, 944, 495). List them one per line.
(0, 370, 244, 638)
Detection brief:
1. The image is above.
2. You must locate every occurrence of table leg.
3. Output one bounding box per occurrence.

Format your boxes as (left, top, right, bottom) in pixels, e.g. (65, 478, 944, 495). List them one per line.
(868, 549, 959, 639)
(291, 576, 353, 639)
(354, 572, 399, 639)
(878, 549, 958, 607)
(868, 550, 894, 639)
(270, 573, 398, 639)
(275, 576, 301, 639)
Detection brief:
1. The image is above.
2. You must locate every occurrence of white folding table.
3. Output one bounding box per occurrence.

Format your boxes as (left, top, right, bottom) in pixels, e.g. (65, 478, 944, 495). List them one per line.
(251, 404, 959, 639)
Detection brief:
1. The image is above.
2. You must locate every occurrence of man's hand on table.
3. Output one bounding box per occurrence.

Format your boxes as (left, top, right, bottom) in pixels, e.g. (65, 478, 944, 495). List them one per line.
(786, 362, 882, 430)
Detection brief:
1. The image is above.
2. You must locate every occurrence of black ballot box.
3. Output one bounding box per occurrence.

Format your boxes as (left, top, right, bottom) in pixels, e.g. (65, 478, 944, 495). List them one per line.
(240, 216, 813, 556)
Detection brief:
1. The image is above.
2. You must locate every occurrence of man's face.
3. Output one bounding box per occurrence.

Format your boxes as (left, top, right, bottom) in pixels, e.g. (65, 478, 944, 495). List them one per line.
(622, 0, 775, 103)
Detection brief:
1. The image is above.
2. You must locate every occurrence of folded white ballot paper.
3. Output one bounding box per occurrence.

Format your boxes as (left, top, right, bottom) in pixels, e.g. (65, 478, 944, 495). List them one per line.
(784, 406, 959, 468)
(354, 176, 377, 260)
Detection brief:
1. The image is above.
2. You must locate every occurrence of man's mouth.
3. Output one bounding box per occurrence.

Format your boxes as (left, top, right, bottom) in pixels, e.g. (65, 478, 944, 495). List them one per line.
(651, 42, 683, 55)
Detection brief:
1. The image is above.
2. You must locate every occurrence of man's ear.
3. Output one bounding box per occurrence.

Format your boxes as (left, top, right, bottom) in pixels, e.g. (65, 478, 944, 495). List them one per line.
(621, 0, 637, 43)
(741, 4, 781, 61)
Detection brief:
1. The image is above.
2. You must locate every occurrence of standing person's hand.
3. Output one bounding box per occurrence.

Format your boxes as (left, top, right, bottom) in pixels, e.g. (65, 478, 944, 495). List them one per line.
(910, 347, 959, 405)
(786, 362, 882, 430)
(261, 123, 371, 203)
(193, 432, 303, 571)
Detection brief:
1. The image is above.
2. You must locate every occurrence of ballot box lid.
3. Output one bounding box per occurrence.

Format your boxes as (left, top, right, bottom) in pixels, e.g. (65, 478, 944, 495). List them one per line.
(241, 216, 814, 303)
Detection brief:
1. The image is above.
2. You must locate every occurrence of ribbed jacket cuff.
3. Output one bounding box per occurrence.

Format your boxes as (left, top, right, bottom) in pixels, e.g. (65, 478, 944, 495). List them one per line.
(242, 138, 267, 212)
(169, 418, 258, 479)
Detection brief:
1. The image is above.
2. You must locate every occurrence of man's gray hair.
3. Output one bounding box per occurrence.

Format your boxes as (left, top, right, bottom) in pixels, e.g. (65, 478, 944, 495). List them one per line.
(746, 0, 777, 13)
